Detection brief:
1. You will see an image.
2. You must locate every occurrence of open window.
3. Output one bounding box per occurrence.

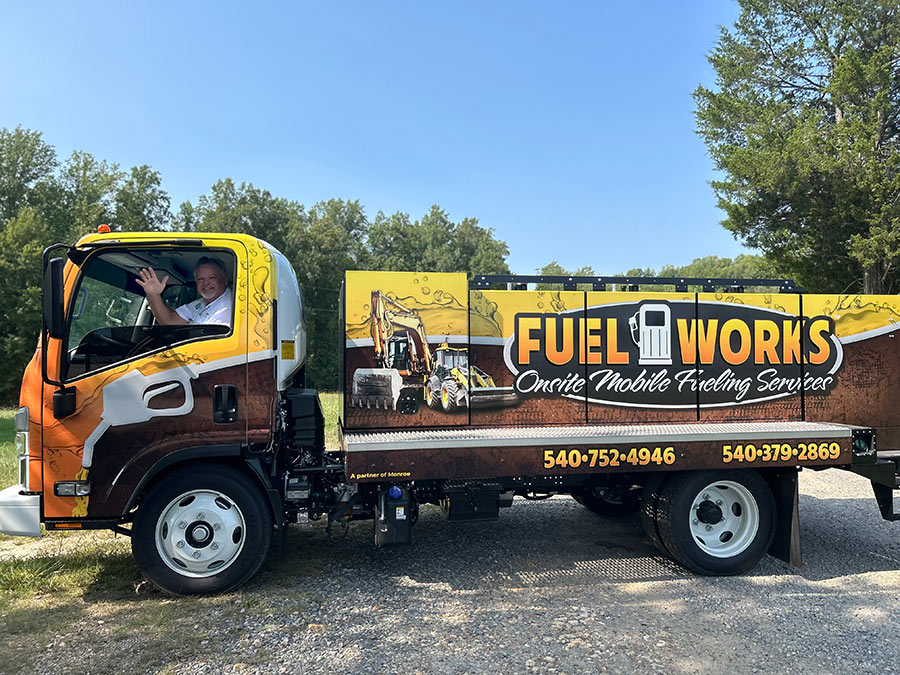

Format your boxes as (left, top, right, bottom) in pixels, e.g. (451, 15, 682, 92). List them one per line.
(64, 248, 236, 380)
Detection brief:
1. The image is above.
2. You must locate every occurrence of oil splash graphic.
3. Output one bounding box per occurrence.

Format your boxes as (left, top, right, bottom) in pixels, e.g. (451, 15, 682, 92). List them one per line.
(469, 290, 570, 338)
(250, 265, 273, 349)
(711, 293, 791, 314)
(820, 295, 900, 337)
(72, 467, 89, 517)
(347, 286, 468, 340)
(470, 291, 503, 337)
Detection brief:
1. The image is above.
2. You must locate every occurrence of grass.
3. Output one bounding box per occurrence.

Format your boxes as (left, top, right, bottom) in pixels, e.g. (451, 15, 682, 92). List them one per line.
(0, 410, 15, 489)
(320, 390, 341, 449)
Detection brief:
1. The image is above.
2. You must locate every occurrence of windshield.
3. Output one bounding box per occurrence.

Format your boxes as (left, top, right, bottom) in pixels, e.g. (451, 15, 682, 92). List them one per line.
(438, 349, 468, 369)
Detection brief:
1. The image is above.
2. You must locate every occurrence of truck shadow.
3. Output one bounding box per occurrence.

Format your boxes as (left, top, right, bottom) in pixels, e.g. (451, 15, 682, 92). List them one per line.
(270, 494, 900, 593)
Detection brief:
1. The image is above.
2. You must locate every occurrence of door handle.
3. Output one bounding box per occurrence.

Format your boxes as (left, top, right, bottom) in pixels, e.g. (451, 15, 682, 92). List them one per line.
(213, 384, 238, 424)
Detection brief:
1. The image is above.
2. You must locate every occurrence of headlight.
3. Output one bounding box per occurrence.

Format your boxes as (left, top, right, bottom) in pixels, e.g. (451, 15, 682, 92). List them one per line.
(14, 406, 29, 432)
(15, 407, 30, 491)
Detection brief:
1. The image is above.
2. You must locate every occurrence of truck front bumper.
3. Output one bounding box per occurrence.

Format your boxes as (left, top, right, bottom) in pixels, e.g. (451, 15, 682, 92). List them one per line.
(0, 484, 41, 537)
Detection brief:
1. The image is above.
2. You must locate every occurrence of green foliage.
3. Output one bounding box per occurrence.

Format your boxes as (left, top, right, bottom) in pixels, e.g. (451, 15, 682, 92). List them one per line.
(366, 205, 509, 274)
(695, 0, 900, 293)
(114, 165, 171, 232)
(658, 254, 778, 281)
(535, 261, 596, 290)
(0, 125, 514, 401)
(0, 127, 57, 224)
(0, 127, 175, 403)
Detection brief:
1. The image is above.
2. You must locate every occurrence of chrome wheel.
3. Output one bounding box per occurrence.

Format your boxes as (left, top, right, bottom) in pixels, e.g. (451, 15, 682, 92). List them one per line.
(155, 489, 246, 578)
(688, 480, 760, 559)
(656, 469, 775, 575)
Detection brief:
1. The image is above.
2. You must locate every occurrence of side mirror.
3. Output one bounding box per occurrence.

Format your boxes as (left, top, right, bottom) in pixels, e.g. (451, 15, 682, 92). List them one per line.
(43, 257, 65, 339)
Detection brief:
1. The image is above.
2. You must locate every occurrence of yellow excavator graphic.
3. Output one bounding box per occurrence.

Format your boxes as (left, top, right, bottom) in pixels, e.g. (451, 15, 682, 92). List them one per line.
(351, 291, 517, 413)
(426, 344, 496, 412)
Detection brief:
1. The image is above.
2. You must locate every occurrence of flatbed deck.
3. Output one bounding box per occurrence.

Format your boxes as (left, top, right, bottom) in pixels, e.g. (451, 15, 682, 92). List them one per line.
(343, 421, 860, 482)
(344, 421, 855, 452)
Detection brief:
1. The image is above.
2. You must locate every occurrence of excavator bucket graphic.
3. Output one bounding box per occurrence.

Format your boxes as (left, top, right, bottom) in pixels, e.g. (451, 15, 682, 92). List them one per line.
(351, 367, 403, 410)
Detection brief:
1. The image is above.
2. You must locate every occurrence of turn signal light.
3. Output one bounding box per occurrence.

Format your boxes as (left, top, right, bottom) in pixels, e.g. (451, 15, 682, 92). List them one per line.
(54, 482, 92, 497)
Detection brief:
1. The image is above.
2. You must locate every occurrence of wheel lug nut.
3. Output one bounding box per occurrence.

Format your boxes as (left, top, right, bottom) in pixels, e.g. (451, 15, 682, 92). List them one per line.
(211, 543, 219, 550)
(716, 500, 723, 506)
(705, 525, 713, 531)
(178, 521, 187, 529)
(192, 551, 201, 559)
(176, 541, 185, 548)
(702, 493, 710, 500)
(213, 523, 221, 531)
(197, 512, 205, 520)
(692, 519, 699, 526)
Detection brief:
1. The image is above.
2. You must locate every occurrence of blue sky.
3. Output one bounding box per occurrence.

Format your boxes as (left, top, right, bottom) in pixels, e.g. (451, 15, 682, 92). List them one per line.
(3, 1, 746, 274)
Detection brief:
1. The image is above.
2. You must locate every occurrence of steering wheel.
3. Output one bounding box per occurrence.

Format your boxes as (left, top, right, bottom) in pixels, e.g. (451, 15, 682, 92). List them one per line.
(96, 332, 133, 349)
(125, 334, 160, 358)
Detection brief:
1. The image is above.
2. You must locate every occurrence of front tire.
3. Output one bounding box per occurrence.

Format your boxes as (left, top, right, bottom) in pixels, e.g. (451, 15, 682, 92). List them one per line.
(132, 464, 273, 595)
(656, 470, 775, 576)
(426, 377, 441, 409)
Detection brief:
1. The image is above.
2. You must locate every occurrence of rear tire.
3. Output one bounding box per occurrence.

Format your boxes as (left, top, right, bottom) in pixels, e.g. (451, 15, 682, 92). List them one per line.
(573, 488, 640, 517)
(441, 379, 459, 412)
(640, 475, 669, 554)
(132, 464, 273, 596)
(655, 470, 775, 576)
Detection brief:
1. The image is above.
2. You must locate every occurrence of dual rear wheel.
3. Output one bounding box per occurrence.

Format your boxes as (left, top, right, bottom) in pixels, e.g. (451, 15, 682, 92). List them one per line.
(577, 469, 776, 575)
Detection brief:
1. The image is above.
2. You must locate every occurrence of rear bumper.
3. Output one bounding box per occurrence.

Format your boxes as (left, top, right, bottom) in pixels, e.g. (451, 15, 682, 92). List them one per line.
(0, 484, 41, 537)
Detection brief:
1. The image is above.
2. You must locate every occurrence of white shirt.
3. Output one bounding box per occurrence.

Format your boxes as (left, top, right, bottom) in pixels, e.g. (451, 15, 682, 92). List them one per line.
(176, 288, 233, 326)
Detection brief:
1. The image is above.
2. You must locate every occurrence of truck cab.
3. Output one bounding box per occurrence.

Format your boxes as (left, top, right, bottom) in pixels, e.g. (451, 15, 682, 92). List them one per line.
(0, 231, 312, 594)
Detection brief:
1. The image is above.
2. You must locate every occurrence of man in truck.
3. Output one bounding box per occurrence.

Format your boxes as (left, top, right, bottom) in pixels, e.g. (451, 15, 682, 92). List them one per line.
(136, 256, 232, 326)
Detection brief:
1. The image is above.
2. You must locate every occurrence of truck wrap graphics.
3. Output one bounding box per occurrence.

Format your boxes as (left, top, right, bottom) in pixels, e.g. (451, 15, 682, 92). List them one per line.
(506, 298, 839, 408)
(344, 273, 900, 438)
(344, 271, 471, 429)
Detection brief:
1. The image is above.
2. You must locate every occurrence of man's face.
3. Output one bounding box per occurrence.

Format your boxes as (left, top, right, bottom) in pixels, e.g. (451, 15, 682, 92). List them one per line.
(195, 263, 227, 302)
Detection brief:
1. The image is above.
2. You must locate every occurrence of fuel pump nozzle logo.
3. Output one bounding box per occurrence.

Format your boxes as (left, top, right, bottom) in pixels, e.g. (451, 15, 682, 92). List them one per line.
(628, 303, 673, 366)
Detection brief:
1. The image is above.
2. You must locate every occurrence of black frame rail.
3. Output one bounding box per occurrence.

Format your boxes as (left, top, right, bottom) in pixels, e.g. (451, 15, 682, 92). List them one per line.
(470, 275, 802, 293)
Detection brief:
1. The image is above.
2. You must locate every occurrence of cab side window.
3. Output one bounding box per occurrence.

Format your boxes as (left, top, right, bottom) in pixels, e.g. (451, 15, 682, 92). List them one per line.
(64, 249, 234, 380)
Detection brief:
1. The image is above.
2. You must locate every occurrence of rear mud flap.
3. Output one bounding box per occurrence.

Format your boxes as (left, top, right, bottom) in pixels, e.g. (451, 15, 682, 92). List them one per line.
(766, 469, 801, 567)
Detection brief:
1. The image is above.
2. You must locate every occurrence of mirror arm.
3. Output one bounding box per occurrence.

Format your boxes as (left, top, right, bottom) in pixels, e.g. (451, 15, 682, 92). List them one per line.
(40, 244, 72, 390)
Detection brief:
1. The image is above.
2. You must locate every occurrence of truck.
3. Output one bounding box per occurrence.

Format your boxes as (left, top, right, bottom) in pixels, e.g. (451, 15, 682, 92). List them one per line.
(1, 229, 899, 595)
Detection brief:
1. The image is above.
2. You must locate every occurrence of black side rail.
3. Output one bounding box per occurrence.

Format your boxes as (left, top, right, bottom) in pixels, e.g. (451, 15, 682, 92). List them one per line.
(470, 275, 803, 293)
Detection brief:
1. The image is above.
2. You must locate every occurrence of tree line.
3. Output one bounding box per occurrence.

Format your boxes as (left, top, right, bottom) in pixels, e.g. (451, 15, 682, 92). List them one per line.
(0, 126, 777, 404)
(0, 126, 517, 401)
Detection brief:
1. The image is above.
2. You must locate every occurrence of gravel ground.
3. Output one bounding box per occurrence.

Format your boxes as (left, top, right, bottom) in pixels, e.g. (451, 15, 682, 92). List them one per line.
(8, 467, 900, 674)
